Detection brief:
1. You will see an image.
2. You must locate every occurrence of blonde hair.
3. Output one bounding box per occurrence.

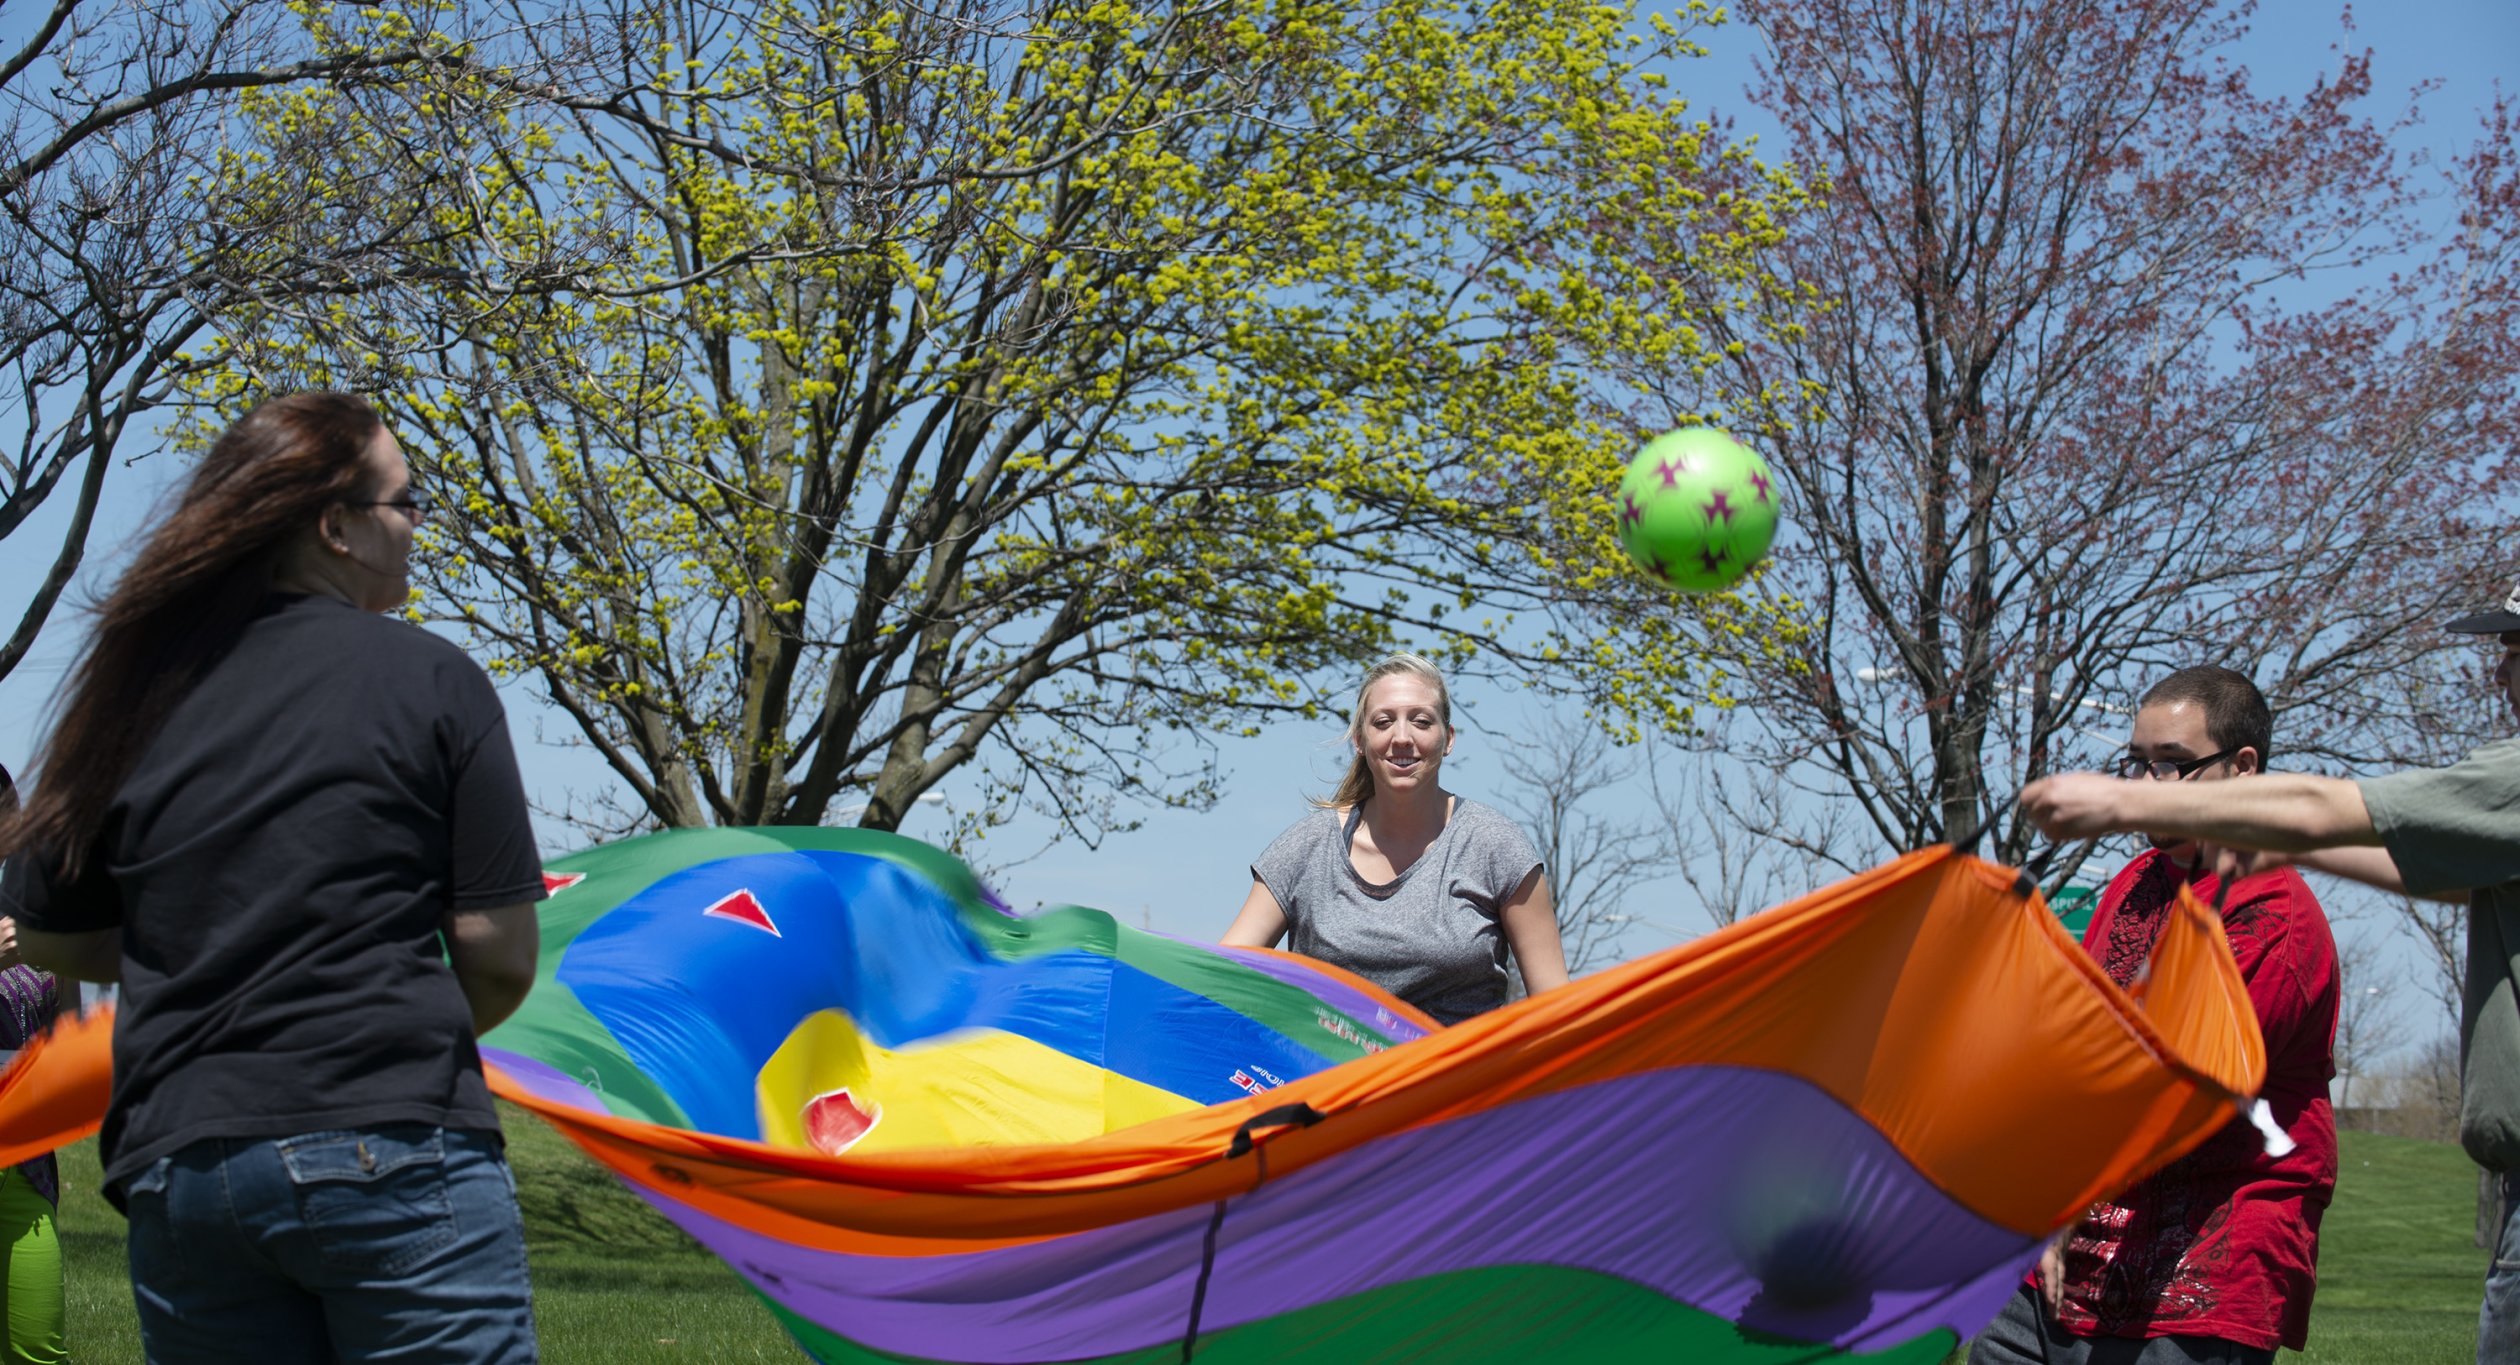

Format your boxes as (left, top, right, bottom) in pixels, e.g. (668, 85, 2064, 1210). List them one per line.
(1313, 652, 1454, 810)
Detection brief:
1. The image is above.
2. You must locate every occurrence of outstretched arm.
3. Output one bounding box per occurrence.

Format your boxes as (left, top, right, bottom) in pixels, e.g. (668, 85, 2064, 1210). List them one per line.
(2023, 772, 2455, 893)
(2287, 845, 2467, 904)
(2022, 772, 2381, 853)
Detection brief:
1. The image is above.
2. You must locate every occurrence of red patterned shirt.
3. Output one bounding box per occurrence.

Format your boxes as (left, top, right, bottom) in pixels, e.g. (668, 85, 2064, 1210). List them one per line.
(2046, 851, 2339, 1351)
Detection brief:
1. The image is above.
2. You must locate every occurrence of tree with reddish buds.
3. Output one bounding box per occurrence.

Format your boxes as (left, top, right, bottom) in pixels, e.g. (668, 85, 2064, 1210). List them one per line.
(1578, 0, 2520, 878)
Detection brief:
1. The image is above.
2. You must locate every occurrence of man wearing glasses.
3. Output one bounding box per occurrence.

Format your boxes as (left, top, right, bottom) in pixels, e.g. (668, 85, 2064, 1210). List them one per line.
(1977, 667, 2339, 1365)
(2026, 598, 2520, 1365)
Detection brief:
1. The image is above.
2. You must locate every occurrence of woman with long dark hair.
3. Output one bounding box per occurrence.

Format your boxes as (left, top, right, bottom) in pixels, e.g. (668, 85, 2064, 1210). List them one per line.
(1222, 653, 1569, 1024)
(0, 393, 545, 1362)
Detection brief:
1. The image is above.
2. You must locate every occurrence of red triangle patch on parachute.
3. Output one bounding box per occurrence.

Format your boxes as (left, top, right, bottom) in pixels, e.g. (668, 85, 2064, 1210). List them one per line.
(702, 887, 780, 937)
(803, 1088, 879, 1155)
(543, 872, 586, 895)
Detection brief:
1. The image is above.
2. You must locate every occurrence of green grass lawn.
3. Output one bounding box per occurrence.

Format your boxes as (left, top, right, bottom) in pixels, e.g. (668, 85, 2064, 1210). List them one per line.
(2281, 1128, 2487, 1363)
(49, 1118, 2488, 1362)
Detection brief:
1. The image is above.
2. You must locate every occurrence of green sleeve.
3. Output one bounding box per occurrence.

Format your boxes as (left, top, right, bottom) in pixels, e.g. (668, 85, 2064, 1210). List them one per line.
(2361, 737, 2520, 898)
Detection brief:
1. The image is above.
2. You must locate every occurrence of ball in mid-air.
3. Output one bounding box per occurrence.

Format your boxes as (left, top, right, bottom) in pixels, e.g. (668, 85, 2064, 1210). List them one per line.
(1614, 428, 1779, 592)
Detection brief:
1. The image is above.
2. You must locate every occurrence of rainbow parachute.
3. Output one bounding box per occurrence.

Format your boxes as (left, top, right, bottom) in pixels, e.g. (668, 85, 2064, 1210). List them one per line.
(0, 829, 2266, 1363)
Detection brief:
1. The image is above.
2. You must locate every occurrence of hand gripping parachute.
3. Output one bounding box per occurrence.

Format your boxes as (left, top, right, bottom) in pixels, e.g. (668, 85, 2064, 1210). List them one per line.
(0, 829, 2266, 1363)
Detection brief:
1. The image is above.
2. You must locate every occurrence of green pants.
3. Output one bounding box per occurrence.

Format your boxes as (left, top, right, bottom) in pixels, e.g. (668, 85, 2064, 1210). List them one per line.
(0, 1168, 63, 1365)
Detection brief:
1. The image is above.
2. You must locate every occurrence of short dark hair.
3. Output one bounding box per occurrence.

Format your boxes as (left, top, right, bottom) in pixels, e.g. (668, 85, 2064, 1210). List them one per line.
(2140, 666, 2273, 770)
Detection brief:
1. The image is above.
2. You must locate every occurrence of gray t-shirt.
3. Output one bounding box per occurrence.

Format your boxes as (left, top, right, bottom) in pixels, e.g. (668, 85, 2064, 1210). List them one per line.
(1252, 798, 1545, 1026)
(2361, 736, 2520, 1171)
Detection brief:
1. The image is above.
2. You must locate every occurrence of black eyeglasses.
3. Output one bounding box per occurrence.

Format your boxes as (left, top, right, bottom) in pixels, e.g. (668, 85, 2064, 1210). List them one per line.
(349, 490, 434, 522)
(2114, 748, 2239, 781)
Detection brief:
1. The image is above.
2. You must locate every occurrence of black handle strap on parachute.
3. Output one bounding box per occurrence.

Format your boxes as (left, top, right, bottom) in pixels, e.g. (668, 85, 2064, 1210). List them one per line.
(1181, 1102, 1325, 1361)
(1225, 1102, 1322, 1159)
(2019, 831, 2105, 905)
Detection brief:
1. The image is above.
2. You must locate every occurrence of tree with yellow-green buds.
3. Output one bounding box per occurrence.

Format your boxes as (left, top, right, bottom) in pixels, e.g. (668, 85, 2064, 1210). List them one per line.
(185, 0, 1804, 846)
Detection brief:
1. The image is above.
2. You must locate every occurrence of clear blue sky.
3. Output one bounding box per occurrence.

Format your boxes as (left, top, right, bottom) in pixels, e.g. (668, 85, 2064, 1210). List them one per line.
(0, 1, 2510, 967)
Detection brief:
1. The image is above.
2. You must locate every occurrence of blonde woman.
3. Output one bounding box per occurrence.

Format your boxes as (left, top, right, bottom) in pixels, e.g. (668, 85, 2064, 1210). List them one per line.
(1223, 654, 1569, 1024)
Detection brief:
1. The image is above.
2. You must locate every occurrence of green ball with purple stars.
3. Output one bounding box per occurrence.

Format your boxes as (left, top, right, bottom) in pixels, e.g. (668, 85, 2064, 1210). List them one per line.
(1614, 428, 1780, 592)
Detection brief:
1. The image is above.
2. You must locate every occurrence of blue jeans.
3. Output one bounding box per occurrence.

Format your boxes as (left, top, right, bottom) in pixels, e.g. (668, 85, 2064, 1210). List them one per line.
(2484, 1171, 2520, 1365)
(122, 1125, 537, 1363)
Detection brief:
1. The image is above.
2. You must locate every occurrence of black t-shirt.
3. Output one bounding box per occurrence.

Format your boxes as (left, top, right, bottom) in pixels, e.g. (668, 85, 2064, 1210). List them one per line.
(0, 594, 543, 1195)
